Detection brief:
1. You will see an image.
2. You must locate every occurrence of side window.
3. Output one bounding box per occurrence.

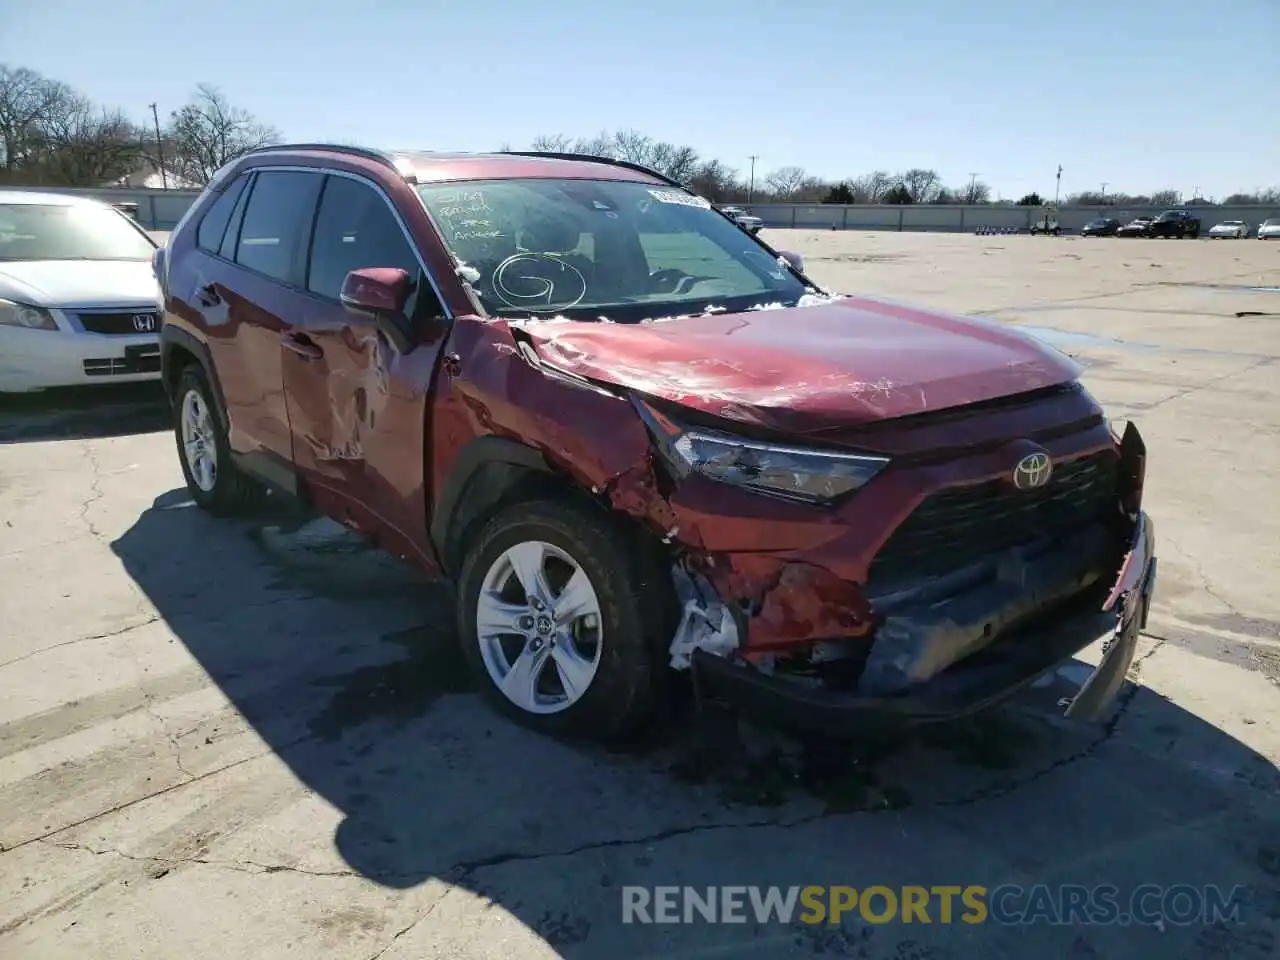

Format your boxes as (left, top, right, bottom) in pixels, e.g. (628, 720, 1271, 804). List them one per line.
(219, 174, 253, 261)
(307, 175, 419, 300)
(196, 174, 248, 253)
(234, 170, 322, 285)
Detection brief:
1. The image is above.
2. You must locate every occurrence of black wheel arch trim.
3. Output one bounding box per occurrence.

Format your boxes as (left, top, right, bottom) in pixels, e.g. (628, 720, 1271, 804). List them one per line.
(430, 436, 557, 575)
(160, 325, 229, 430)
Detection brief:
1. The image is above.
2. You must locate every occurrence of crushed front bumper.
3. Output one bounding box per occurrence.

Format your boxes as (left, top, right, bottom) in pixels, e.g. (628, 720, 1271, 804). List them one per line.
(691, 511, 1157, 735)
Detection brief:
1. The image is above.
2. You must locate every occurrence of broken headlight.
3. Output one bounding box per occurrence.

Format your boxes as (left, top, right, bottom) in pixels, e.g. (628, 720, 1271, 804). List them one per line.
(665, 428, 888, 504)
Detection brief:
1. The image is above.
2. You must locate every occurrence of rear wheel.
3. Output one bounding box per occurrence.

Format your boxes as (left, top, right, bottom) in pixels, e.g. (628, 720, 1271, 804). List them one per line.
(173, 364, 262, 515)
(457, 499, 671, 740)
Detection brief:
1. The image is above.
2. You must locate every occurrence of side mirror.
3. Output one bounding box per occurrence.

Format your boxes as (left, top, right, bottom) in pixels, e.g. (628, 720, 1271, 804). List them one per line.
(777, 250, 804, 273)
(340, 267, 416, 353)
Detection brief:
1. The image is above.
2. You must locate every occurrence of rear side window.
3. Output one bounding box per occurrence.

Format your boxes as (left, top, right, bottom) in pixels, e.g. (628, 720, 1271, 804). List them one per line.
(196, 175, 248, 253)
(234, 170, 322, 285)
(307, 175, 420, 300)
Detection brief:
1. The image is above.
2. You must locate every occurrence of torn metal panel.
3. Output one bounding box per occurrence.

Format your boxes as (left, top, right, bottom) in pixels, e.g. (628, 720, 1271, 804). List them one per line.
(669, 563, 740, 669)
(428, 316, 656, 502)
(700, 554, 877, 652)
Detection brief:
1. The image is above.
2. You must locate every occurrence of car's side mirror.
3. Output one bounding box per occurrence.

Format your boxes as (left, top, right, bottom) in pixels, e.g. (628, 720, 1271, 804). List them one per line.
(777, 250, 804, 273)
(340, 267, 416, 353)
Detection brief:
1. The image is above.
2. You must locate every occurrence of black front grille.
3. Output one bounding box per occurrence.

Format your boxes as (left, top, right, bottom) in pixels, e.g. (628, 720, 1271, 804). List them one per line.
(78, 311, 161, 335)
(868, 452, 1118, 585)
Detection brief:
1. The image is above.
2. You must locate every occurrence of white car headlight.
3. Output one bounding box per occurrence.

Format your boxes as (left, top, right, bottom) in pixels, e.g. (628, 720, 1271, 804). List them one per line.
(0, 299, 57, 331)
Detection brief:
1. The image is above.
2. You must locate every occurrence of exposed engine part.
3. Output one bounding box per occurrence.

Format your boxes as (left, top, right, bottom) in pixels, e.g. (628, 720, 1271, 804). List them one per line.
(669, 562, 740, 669)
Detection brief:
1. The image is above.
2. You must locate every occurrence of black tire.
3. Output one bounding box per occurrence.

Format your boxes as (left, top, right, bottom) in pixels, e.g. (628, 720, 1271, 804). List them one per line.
(173, 363, 262, 515)
(457, 498, 673, 740)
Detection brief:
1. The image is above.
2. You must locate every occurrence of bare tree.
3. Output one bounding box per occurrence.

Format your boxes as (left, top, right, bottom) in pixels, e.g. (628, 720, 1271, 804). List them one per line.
(0, 66, 64, 172)
(960, 179, 992, 204)
(529, 133, 572, 152)
(849, 170, 892, 203)
(1224, 189, 1280, 205)
(900, 168, 942, 204)
(38, 97, 141, 186)
(165, 84, 280, 186)
(0, 65, 142, 186)
(647, 142, 699, 183)
(765, 165, 809, 199)
(571, 130, 614, 157)
(1148, 189, 1180, 206)
(687, 158, 742, 202)
(611, 129, 653, 165)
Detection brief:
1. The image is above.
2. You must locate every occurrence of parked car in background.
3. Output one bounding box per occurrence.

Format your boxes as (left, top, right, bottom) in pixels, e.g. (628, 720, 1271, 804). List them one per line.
(0, 190, 162, 393)
(1081, 217, 1121, 237)
(1028, 211, 1062, 235)
(1117, 217, 1155, 238)
(718, 205, 763, 235)
(1208, 220, 1250, 239)
(1257, 218, 1280, 240)
(1147, 209, 1201, 239)
(157, 143, 1157, 742)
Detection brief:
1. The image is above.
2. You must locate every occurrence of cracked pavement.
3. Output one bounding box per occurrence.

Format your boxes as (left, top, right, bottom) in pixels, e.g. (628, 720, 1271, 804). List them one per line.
(2, 232, 1278, 959)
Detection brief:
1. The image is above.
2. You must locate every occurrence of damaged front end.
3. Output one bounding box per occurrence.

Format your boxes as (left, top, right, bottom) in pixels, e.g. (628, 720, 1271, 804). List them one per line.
(657, 419, 1157, 735)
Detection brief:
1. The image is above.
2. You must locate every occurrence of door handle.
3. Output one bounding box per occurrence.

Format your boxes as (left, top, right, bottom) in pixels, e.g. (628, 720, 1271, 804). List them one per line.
(281, 331, 324, 361)
(195, 283, 221, 307)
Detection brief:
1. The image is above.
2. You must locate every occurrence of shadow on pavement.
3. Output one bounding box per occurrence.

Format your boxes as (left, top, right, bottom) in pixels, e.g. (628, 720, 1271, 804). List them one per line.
(0, 382, 170, 444)
(111, 488, 1280, 958)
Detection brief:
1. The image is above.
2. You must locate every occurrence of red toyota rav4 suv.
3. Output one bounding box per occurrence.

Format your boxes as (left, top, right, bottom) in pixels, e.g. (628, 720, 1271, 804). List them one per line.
(155, 144, 1156, 741)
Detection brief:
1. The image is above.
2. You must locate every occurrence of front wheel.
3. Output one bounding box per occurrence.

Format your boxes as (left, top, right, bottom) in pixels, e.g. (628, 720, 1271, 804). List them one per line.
(457, 499, 671, 740)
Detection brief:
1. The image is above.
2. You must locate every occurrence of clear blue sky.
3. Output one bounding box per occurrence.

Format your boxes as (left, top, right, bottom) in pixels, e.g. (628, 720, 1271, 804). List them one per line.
(3, 0, 1277, 199)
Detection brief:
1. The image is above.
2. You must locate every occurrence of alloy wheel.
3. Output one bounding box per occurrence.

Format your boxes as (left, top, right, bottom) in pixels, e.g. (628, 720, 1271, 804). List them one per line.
(181, 388, 218, 492)
(475, 539, 603, 715)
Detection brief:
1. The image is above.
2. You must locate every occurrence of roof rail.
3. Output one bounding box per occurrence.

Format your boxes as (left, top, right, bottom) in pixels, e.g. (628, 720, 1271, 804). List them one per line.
(502, 151, 687, 190)
(247, 143, 398, 169)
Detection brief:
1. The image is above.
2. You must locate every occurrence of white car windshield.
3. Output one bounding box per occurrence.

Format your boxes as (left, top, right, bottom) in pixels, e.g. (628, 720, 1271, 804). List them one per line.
(416, 178, 807, 323)
(0, 203, 156, 262)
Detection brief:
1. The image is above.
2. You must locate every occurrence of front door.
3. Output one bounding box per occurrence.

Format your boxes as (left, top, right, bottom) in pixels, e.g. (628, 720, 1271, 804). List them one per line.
(281, 172, 449, 542)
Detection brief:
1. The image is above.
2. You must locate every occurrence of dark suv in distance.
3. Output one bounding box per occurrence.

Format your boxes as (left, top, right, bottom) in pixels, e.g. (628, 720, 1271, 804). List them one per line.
(1148, 209, 1201, 239)
(154, 145, 1157, 741)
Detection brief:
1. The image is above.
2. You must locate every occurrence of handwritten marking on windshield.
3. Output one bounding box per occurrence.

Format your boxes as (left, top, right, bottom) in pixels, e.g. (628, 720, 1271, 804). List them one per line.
(493, 253, 587, 310)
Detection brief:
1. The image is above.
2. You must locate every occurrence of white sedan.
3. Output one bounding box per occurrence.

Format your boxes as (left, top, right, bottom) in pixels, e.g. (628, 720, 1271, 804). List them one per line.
(1258, 218, 1280, 240)
(0, 190, 163, 393)
(1208, 220, 1250, 239)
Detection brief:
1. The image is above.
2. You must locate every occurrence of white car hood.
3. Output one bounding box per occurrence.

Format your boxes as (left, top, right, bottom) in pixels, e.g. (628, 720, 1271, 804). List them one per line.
(0, 259, 161, 310)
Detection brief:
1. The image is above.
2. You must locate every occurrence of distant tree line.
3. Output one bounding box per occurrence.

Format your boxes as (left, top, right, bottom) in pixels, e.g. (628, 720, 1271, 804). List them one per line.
(2, 70, 1274, 207)
(1, 64, 279, 188)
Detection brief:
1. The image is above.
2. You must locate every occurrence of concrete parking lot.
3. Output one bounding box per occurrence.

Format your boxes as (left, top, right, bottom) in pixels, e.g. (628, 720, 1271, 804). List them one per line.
(2, 232, 1278, 959)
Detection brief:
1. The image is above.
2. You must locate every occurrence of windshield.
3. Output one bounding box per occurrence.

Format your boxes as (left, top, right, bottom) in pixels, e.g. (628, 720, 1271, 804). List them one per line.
(0, 203, 156, 261)
(1264, 219, 1280, 227)
(415, 178, 808, 322)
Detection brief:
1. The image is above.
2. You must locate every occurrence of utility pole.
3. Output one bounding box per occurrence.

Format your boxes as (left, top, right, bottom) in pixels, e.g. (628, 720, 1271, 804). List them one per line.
(747, 155, 759, 204)
(149, 103, 168, 189)
(1100, 182, 1108, 204)
(1054, 165, 1063, 205)
(967, 172, 979, 204)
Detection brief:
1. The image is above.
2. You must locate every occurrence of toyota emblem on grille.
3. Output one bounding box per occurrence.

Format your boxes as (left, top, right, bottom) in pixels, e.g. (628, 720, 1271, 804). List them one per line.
(132, 313, 156, 333)
(1012, 452, 1053, 490)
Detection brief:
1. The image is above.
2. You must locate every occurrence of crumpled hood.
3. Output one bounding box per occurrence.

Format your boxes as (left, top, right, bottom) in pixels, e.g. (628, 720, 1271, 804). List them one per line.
(0, 259, 161, 310)
(520, 295, 1081, 431)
